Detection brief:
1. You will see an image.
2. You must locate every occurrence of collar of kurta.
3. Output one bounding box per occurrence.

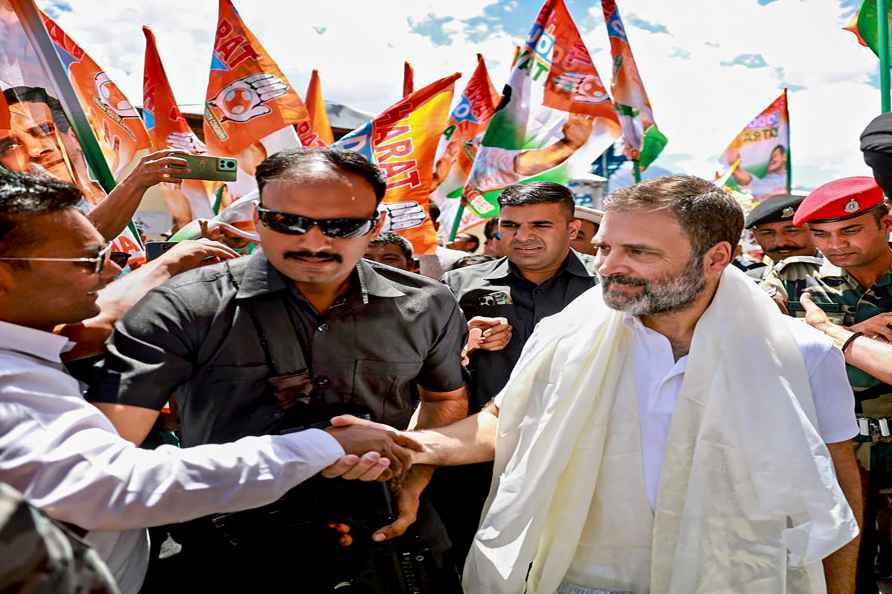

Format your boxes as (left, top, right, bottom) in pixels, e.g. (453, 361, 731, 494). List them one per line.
(0, 319, 74, 363)
(234, 251, 405, 303)
(482, 250, 592, 282)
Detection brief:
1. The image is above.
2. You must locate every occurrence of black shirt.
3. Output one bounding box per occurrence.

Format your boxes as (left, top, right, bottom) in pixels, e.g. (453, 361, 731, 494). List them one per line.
(442, 250, 598, 411)
(89, 252, 467, 447)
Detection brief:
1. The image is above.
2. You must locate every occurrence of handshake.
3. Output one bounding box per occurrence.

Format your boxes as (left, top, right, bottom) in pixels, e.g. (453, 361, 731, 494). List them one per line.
(321, 415, 427, 482)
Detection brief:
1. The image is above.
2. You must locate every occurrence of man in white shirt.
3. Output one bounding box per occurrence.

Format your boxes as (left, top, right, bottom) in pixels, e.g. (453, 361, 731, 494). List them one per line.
(0, 167, 415, 594)
(334, 176, 862, 594)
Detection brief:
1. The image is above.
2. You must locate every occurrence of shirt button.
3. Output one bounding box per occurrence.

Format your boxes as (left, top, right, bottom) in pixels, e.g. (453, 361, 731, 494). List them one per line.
(315, 376, 330, 387)
(317, 323, 329, 333)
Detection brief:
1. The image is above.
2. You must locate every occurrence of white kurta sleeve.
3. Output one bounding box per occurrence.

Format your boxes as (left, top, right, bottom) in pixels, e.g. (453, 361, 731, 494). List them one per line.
(0, 394, 344, 531)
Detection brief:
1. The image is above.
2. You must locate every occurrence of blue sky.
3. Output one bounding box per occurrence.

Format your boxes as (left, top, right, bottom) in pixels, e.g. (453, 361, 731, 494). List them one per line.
(34, 0, 880, 190)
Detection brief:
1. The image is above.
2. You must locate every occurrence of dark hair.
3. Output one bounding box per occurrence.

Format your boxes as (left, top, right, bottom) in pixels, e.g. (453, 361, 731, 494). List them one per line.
(497, 182, 575, 219)
(771, 145, 786, 156)
(484, 217, 499, 240)
(429, 203, 440, 222)
(255, 147, 387, 204)
(0, 166, 83, 260)
(367, 231, 412, 261)
(451, 254, 496, 271)
(873, 202, 890, 226)
(453, 232, 480, 252)
(3, 86, 71, 134)
(603, 175, 744, 258)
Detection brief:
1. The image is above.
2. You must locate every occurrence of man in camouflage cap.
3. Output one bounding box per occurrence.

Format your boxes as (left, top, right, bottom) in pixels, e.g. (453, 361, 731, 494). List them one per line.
(746, 193, 822, 307)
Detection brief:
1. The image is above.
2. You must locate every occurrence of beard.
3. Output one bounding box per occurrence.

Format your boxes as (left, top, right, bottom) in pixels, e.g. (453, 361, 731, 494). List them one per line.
(599, 254, 706, 316)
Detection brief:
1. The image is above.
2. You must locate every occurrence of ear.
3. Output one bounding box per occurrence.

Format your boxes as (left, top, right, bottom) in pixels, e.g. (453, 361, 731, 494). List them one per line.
(568, 218, 582, 238)
(881, 214, 892, 235)
(704, 241, 733, 276)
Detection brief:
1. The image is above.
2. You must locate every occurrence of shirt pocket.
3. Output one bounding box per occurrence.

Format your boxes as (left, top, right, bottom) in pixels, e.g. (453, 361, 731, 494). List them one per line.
(352, 359, 422, 429)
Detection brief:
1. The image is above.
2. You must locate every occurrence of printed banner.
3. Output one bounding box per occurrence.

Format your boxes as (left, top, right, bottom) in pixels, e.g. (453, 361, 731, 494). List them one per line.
(463, 0, 621, 219)
(143, 25, 215, 228)
(601, 0, 666, 169)
(40, 11, 151, 181)
(433, 53, 500, 237)
(720, 89, 790, 202)
(0, 1, 141, 253)
(204, 0, 323, 200)
(335, 73, 460, 256)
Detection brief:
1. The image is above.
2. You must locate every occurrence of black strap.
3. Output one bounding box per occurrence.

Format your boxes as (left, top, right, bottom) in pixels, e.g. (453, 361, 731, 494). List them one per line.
(224, 261, 308, 376)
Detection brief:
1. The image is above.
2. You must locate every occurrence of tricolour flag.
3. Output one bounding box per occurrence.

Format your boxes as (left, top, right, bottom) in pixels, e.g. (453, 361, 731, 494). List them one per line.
(305, 69, 334, 145)
(433, 54, 500, 237)
(335, 73, 460, 256)
(719, 89, 790, 202)
(143, 25, 215, 227)
(0, 1, 141, 253)
(601, 0, 667, 170)
(462, 0, 621, 219)
(846, 0, 890, 57)
(204, 0, 322, 200)
(40, 11, 152, 181)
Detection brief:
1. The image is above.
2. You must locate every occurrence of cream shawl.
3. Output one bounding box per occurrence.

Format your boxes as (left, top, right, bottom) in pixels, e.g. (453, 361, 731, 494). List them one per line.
(463, 265, 858, 594)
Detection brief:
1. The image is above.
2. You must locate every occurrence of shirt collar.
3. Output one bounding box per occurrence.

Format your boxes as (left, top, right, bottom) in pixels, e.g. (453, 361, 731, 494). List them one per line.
(234, 251, 404, 302)
(0, 319, 74, 363)
(482, 250, 592, 282)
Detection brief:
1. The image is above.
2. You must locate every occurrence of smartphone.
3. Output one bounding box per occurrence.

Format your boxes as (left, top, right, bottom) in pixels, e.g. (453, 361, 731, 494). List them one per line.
(170, 155, 238, 182)
(145, 241, 178, 261)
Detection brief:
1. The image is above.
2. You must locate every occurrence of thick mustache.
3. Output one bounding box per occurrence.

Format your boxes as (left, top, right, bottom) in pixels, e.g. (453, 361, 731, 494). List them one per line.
(284, 250, 342, 263)
(602, 274, 647, 287)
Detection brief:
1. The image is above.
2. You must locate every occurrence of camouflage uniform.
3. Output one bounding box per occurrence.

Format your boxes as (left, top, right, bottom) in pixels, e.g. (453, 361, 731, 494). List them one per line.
(0, 483, 119, 593)
(759, 254, 824, 306)
(782, 258, 892, 418)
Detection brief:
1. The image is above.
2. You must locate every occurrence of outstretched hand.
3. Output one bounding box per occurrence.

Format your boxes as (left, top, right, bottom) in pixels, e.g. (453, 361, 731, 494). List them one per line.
(321, 415, 423, 481)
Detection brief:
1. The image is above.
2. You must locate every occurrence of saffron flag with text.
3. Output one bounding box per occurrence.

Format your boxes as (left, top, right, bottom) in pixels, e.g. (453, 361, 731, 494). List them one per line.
(204, 0, 322, 199)
(719, 90, 790, 202)
(335, 73, 460, 256)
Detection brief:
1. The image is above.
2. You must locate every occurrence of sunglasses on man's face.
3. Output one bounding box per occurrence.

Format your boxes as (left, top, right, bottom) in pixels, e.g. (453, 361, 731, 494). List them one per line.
(257, 206, 378, 239)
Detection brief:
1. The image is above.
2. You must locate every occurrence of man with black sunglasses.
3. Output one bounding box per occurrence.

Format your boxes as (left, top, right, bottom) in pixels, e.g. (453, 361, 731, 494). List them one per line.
(89, 147, 469, 592)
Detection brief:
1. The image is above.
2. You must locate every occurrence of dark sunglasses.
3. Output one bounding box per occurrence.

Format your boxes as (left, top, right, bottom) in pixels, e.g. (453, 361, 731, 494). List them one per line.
(257, 206, 378, 239)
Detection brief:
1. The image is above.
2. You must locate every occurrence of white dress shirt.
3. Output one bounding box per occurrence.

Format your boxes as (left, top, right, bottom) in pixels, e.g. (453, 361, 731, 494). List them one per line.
(0, 320, 345, 594)
(625, 314, 858, 510)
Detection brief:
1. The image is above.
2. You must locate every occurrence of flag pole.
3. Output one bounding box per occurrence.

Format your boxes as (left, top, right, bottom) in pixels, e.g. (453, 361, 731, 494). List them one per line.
(448, 202, 463, 242)
(880, 0, 891, 112)
(633, 159, 641, 183)
(10, 0, 118, 194)
(601, 151, 609, 194)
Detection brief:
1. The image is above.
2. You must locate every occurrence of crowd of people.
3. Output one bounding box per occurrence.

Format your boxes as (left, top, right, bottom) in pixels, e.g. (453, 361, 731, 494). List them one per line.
(3, 112, 892, 594)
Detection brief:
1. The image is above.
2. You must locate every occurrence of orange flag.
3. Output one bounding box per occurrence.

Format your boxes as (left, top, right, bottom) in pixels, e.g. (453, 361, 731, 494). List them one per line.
(204, 0, 322, 160)
(335, 74, 460, 255)
(403, 61, 414, 97)
(40, 11, 151, 180)
(143, 26, 215, 224)
(305, 69, 334, 145)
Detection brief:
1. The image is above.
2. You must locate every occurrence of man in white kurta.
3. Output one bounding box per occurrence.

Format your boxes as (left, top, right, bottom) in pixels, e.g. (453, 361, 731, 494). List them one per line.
(332, 175, 861, 594)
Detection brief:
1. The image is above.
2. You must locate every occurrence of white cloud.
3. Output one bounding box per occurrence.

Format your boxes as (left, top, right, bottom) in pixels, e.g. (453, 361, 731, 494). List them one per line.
(37, 0, 878, 190)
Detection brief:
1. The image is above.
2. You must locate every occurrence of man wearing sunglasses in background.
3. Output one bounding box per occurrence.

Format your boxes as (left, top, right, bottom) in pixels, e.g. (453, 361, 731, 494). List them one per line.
(88, 148, 469, 592)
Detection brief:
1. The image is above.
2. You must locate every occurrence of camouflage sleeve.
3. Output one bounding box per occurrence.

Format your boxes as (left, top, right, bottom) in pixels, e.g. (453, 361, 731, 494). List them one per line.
(759, 267, 791, 314)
